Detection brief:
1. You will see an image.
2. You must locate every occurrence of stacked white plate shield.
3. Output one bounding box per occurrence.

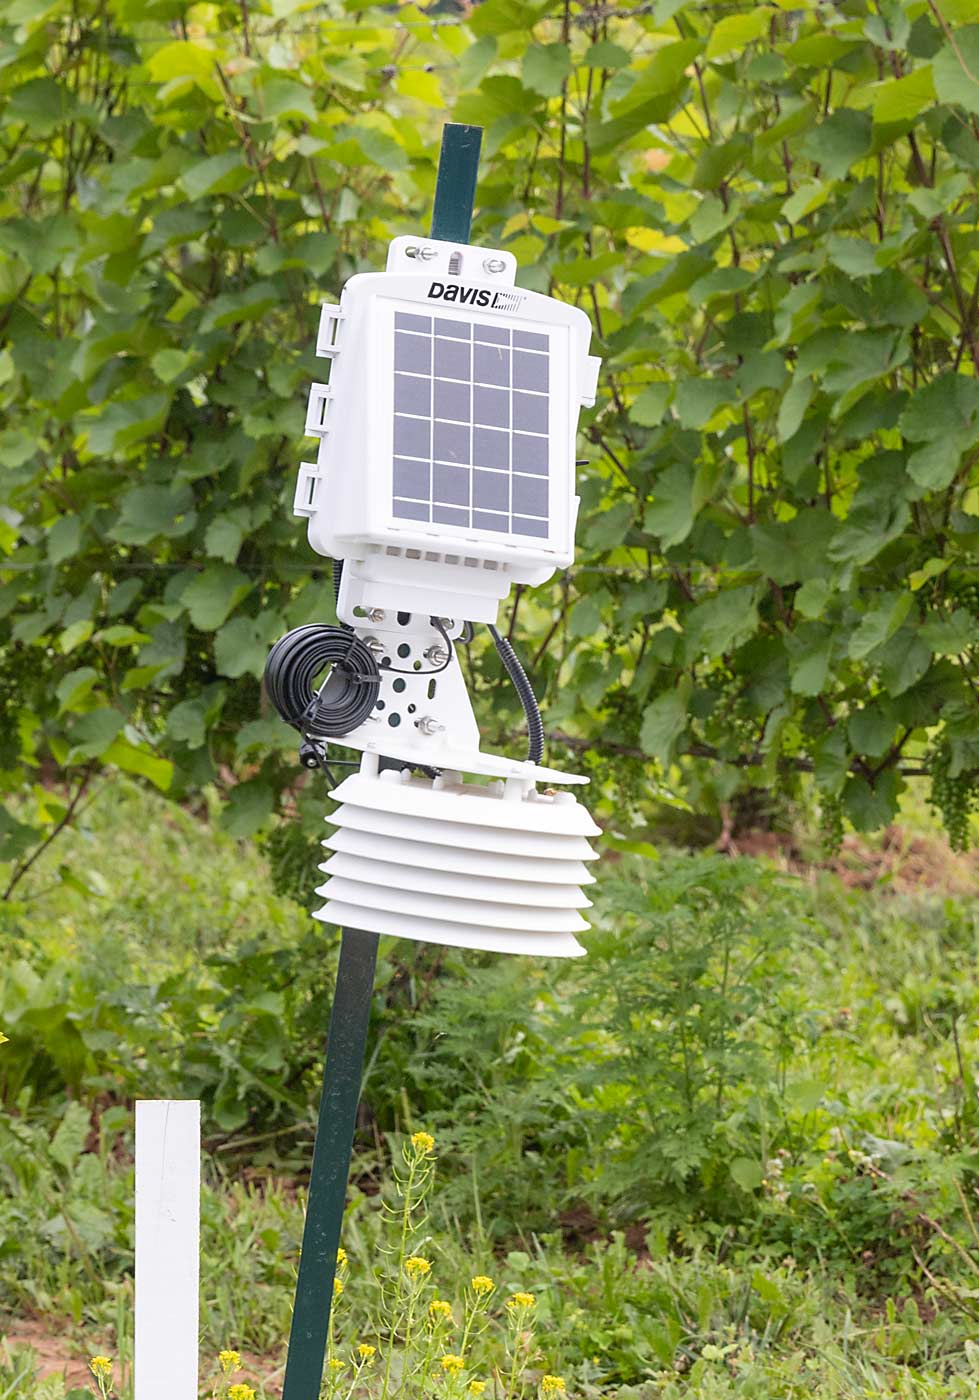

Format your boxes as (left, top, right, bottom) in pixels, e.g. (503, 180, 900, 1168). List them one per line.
(314, 754, 600, 957)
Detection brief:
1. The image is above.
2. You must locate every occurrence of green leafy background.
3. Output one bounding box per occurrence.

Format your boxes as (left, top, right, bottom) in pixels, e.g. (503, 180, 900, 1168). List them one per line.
(3, 0, 979, 874)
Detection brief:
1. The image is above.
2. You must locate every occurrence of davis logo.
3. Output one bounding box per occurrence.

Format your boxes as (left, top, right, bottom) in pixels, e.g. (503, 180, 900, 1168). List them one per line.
(428, 282, 524, 313)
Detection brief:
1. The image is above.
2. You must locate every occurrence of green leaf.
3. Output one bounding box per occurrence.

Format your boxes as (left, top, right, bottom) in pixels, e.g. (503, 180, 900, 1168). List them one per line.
(730, 1157, 763, 1191)
(56, 667, 99, 713)
(675, 378, 735, 429)
(179, 151, 251, 201)
(583, 41, 630, 69)
(776, 378, 812, 442)
(214, 613, 285, 678)
(843, 771, 900, 830)
(684, 587, 759, 660)
(631, 384, 671, 426)
(788, 625, 832, 696)
(848, 593, 912, 661)
(167, 698, 209, 748)
(102, 737, 173, 791)
(801, 110, 873, 179)
(706, 10, 769, 58)
(47, 515, 82, 565)
(933, 27, 979, 115)
(204, 515, 244, 564)
(181, 566, 251, 632)
(522, 42, 571, 97)
(640, 682, 691, 765)
(873, 66, 935, 124)
(221, 778, 275, 837)
(644, 464, 696, 548)
(795, 579, 831, 620)
(67, 708, 126, 759)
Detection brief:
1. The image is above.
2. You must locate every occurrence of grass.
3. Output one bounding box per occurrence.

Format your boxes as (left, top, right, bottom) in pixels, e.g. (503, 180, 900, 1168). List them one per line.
(2, 780, 979, 1398)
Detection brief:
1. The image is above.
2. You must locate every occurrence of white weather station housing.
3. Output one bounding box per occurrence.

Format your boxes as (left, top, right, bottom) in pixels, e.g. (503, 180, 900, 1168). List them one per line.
(266, 232, 602, 958)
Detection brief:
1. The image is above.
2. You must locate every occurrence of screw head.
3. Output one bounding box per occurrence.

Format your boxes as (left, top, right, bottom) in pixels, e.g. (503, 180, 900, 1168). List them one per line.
(483, 257, 507, 274)
(365, 608, 385, 623)
(417, 246, 439, 262)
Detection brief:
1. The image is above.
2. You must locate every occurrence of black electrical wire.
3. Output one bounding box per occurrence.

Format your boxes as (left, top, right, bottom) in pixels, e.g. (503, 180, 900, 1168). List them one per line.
(264, 625, 380, 738)
(488, 624, 544, 765)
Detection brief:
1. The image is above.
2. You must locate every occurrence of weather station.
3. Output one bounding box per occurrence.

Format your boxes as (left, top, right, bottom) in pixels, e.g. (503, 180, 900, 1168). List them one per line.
(265, 124, 602, 1400)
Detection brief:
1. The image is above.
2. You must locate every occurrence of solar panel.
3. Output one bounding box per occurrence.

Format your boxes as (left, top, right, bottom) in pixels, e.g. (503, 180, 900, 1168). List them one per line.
(391, 311, 551, 539)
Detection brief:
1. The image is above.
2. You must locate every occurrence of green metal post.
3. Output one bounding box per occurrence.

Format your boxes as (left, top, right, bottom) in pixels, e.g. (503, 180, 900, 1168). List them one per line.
(430, 122, 483, 243)
(281, 119, 483, 1400)
(281, 927, 380, 1400)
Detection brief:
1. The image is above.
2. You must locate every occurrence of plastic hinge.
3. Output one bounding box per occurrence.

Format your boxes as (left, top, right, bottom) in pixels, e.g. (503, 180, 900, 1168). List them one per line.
(316, 304, 343, 358)
(305, 382, 333, 437)
(294, 462, 322, 519)
(581, 355, 601, 408)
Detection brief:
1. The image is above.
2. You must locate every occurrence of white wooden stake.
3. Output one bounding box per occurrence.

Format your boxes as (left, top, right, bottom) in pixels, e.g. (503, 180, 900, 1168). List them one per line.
(135, 1100, 200, 1400)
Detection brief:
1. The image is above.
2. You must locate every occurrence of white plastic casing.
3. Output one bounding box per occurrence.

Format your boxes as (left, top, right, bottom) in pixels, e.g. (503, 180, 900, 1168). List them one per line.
(295, 236, 600, 624)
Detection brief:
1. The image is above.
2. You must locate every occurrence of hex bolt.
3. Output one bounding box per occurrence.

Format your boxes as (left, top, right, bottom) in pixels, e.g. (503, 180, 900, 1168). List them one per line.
(423, 644, 449, 665)
(363, 636, 386, 660)
(416, 715, 445, 735)
(365, 608, 385, 623)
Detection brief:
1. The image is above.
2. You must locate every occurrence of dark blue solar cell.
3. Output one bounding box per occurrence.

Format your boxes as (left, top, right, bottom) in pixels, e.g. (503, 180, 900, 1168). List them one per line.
(434, 378, 470, 423)
(394, 498, 430, 521)
(513, 515, 548, 537)
(395, 312, 432, 333)
(394, 415, 431, 459)
(474, 385, 509, 428)
(512, 432, 548, 474)
(435, 318, 470, 340)
(513, 330, 548, 351)
(473, 469, 509, 511)
(394, 458, 430, 499)
(434, 337, 471, 380)
(433, 463, 469, 506)
(474, 323, 509, 345)
(395, 333, 431, 375)
(473, 426, 509, 470)
(473, 510, 509, 533)
(513, 350, 548, 392)
(512, 391, 547, 434)
(433, 503, 469, 527)
(473, 343, 509, 387)
(433, 420, 470, 464)
(395, 374, 431, 416)
(512, 474, 548, 517)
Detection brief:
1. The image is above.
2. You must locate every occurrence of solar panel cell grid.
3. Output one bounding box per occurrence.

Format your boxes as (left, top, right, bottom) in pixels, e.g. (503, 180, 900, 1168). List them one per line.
(391, 311, 552, 538)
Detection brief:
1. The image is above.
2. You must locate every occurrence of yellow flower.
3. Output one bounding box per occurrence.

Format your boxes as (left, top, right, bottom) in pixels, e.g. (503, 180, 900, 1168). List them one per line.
(470, 1275, 495, 1296)
(337, 1247, 348, 1268)
(411, 1130, 436, 1154)
(541, 1378, 566, 1395)
(469, 1383, 487, 1396)
(0, 1031, 8, 1044)
(333, 1277, 344, 1297)
(219, 1351, 242, 1375)
(429, 1298, 453, 1320)
(328, 1359, 345, 1372)
(441, 1354, 465, 1376)
(357, 1344, 376, 1361)
(506, 1292, 536, 1311)
(228, 1386, 256, 1400)
(89, 1358, 113, 1380)
(405, 1255, 431, 1278)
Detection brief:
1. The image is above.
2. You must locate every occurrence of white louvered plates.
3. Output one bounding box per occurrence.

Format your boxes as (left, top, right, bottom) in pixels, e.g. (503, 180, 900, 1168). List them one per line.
(313, 764, 600, 957)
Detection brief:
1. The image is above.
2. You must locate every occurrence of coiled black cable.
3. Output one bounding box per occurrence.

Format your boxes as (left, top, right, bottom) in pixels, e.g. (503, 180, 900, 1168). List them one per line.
(264, 625, 380, 738)
(488, 624, 544, 765)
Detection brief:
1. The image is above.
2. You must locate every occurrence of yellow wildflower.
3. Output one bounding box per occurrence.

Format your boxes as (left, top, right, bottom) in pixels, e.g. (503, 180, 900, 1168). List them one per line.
(411, 1130, 436, 1154)
(469, 1384, 487, 1396)
(541, 1378, 566, 1394)
(328, 1359, 345, 1372)
(405, 1255, 431, 1278)
(90, 1358, 113, 1380)
(0, 1031, 8, 1044)
(337, 1247, 348, 1268)
(470, 1275, 495, 1296)
(429, 1298, 453, 1320)
(441, 1354, 465, 1376)
(506, 1292, 536, 1311)
(228, 1386, 256, 1400)
(219, 1350, 242, 1374)
(333, 1277, 344, 1297)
